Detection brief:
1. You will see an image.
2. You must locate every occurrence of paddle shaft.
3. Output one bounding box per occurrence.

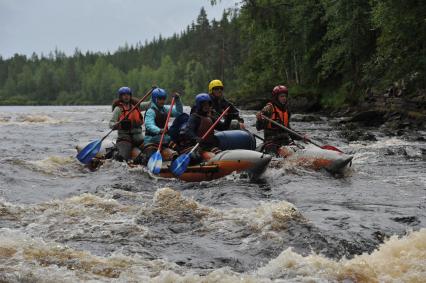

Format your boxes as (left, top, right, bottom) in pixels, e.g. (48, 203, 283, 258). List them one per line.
(157, 96, 176, 150)
(189, 106, 231, 154)
(251, 132, 264, 141)
(261, 114, 323, 148)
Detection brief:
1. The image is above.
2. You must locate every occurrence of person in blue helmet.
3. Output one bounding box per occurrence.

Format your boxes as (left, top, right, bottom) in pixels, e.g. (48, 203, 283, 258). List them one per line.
(109, 86, 151, 162)
(178, 93, 224, 163)
(142, 88, 183, 164)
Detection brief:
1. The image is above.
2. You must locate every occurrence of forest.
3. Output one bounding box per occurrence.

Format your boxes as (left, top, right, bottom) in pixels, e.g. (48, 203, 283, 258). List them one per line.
(0, 0, 424, 108)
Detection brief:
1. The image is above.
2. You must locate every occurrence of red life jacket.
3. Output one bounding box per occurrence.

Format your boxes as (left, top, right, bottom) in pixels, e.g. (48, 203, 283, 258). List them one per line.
(266, 102, 289, 129)
(116, 101, 143, 129)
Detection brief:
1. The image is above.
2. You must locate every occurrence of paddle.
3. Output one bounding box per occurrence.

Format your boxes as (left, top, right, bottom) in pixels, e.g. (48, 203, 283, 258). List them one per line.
(147, 96, 176, 174)
(76, 87, 155, 164)
(250, 131, 264, 141)
(171, 106, 231, 177)
(261, 114, 344, 153)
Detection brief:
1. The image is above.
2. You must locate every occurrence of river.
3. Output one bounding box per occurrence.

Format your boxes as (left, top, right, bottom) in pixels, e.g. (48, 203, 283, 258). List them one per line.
(0, 106, 425, 282)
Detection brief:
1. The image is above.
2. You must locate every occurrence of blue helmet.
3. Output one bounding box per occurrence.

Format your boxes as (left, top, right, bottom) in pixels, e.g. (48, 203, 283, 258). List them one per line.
(152, 88, 167, 103)
(195, 93, 212, 111)
(118, 86, 132, 96)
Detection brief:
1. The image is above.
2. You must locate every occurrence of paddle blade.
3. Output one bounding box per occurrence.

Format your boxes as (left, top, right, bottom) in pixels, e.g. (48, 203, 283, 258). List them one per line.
(170, 153, 191, 177)
(147, 151, 162, 174)
(76, 140, 102, 164)
(321, 145, 344, 153)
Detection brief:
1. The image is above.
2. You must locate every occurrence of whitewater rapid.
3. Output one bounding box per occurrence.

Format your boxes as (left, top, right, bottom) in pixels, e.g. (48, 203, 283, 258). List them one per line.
(0, 106, 425, 282)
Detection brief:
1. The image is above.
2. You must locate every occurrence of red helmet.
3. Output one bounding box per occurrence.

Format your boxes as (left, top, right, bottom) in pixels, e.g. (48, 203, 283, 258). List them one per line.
(272, 85, 288, 96)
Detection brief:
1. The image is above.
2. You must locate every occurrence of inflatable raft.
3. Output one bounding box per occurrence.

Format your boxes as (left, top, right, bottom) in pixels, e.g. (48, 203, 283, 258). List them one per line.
(214, 130, 352, 173)
(75, 141, 271, 182)
(272, 143, 353, 173)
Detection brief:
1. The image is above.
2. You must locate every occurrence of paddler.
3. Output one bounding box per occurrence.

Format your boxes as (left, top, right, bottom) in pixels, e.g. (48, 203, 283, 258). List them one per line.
(202, 79, 245, 130)
(142, 87, 183, 164)
(256, 85, 306, 156)
(109, 86, 150, 162)
(178, 93, 222, 163)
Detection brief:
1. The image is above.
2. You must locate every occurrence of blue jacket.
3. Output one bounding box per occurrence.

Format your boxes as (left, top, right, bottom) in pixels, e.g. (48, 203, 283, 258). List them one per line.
(144, 98, 183, 145)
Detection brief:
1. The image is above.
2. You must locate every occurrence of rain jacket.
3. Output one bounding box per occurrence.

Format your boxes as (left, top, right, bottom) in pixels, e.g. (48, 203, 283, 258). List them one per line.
(144, 98, 183, 145)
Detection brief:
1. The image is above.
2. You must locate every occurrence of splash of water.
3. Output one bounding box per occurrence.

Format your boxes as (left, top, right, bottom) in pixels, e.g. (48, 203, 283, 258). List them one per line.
(11, 156, 80, 177)
(0, 227, 424, 282)
(0, 114, 66, 124)
(257, 228, 426, 282)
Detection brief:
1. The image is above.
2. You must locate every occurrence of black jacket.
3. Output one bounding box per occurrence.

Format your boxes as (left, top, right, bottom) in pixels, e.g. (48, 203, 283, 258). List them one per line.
(208, 95, 244, 129)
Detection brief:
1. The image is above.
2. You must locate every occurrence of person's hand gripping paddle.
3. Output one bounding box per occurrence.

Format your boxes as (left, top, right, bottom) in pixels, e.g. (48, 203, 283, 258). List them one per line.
(147, 96, 176, 174)
(76, 87, 154, 164)
(261, 114, 343, 153)
(171, 106, 231, 177)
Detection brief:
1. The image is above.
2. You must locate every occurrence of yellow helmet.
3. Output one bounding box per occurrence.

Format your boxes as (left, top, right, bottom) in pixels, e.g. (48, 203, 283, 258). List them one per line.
(208, 79, 224, 94)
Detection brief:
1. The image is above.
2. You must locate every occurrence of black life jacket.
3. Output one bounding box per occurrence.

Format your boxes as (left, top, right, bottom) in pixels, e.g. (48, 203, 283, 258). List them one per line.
(145, 107, 167, 136)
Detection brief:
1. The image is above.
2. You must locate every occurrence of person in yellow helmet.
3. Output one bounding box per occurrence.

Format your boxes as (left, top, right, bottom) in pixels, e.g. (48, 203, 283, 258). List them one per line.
(203, 79, 245, 130)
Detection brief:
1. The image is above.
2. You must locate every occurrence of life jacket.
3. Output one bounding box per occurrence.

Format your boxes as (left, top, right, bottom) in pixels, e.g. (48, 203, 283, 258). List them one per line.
(194, 113, 215, 143)
(145, 107, 167, 136)
(169, 113, 190, 141)
(266, 102, 289, 129)
(113, 100, 143, 130)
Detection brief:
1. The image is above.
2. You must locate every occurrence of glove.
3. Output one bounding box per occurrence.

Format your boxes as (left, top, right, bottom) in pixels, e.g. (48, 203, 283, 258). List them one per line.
(256, 112, 263, 120)
(303, 134, 309, 143)
(172, 92, 180, 99)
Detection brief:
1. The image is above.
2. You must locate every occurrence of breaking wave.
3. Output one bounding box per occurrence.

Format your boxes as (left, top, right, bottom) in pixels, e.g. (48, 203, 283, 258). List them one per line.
(0, 226, 424, 282)
(0, 114, 66, 124)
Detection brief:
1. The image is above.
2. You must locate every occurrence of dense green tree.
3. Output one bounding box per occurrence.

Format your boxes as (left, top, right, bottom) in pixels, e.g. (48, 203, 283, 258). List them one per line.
(367, 0, 426, 92)
(184, 59, 210, 99)
(318, 0, 375, 103)
(0, 2, 424, 108)
(81, 57, 123, 104)
(35, 62, 60, 102)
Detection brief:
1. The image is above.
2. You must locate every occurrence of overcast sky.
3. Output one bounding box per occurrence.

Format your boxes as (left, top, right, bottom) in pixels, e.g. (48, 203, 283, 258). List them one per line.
(0, 0, 239, 59)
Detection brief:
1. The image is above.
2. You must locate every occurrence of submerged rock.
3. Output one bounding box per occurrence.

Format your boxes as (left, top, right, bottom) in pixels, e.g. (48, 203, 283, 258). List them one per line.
(339, 128, 377, 142)
(403, 146, 423, 159)
(346, 110, 386, 126)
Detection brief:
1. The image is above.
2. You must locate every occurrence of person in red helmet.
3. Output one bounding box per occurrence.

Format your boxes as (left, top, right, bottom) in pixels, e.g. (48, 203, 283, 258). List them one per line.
(256, 85, 304, 155)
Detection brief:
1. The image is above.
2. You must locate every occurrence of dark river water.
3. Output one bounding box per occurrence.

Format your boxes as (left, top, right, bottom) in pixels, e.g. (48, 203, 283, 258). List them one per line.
(0, 106, 425, 282)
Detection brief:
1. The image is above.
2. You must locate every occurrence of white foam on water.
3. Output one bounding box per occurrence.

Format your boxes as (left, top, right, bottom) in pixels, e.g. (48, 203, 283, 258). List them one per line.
(351, 137, 423, 150)
(1, 227, 424, 282)
(257, 228, 426, 282)
(0, 228, 184, 282)
(0, 198, 25, 220)
(0, 114, 67, 125)
(23, 193, 148, 241)
(12, 155, 80, 177)
(144, 188, 303, 233)
(1, 188, 425, 282)
(224, 200, 303, 232)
